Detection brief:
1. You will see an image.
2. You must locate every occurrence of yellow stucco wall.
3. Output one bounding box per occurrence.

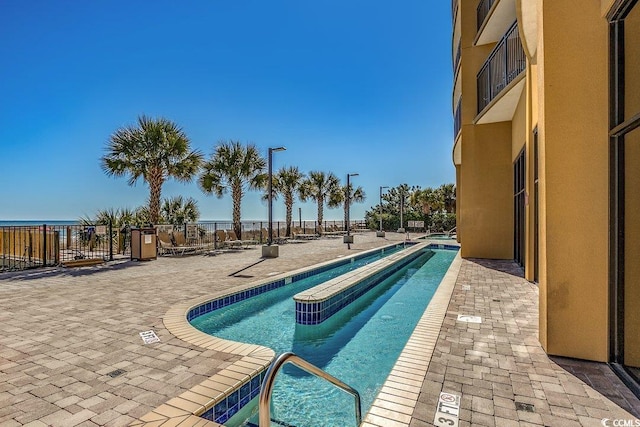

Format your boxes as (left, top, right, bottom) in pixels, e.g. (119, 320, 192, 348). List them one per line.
(511, 89, 527, 161)
(625, 130, 640, 368)
(538, 0, 609, 362)
(460, 122, 513, 259)
(623, 1, 640, 369)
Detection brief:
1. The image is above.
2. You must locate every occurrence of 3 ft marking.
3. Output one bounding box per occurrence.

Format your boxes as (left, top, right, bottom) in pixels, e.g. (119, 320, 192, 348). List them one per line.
(433, 392, 461, 427)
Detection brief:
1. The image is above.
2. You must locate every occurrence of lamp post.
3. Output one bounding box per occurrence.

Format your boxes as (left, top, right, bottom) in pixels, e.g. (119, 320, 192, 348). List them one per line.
(262, 146, 286, 258)
(377, 186, 389, 237)
(344, 173, 359, 248)
(397, 189, 405, 233)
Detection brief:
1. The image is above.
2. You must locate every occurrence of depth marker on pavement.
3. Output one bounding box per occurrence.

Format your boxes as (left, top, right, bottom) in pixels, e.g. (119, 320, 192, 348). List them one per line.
(434, 392, 461, 427)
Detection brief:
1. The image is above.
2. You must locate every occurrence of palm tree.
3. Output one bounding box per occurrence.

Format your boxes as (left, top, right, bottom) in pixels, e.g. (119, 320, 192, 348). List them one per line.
(410, 187, 442, 215)
(300, 171, 342, 233)
(438, 183, 456, 213)
(342, 183, 366, 230)
(101, 115, 203, 224)
(161, 196, 200, 226)
(269, 166, 305, 237)
(199, 141, 267, 239)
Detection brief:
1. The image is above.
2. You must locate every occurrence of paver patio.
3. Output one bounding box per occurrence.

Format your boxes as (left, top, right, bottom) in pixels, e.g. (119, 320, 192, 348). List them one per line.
(0, 232, 638, 426)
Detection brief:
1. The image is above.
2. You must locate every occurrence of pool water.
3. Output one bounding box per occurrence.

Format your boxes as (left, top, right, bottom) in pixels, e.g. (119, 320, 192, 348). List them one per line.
(424, 233, 456, 240)
(191, 248, 457, 427)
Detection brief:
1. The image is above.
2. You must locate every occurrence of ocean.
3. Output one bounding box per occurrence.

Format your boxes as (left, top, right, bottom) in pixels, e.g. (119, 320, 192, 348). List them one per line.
(0, 220, 79, 227)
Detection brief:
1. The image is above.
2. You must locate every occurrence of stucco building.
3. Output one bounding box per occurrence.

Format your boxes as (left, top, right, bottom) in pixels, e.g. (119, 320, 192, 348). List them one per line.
(452, 0, 640, 394)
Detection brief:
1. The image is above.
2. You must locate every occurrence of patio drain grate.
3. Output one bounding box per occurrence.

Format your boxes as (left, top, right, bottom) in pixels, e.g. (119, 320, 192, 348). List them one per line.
(515, 402, 535, 412)
(106, 369, 126, 378)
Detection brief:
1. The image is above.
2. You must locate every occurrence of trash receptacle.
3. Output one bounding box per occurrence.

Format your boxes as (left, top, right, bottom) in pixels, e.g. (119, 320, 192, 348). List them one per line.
(131, 228, 157, 261)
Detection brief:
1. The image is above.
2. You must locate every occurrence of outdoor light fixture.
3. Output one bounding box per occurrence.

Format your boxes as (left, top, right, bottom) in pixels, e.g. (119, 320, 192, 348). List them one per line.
(344, 173, 359, 248)
(377, 186, 389, 237)
(263, 146, 286, 258)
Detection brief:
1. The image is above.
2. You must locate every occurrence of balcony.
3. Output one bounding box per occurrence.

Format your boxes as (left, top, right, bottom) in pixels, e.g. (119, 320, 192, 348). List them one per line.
(477, 0, 496, 31)
(454, 97, 462, 138)
(476, 0, 516, 46)
(476, 21, 526, 122)
(452, 0, 458, 24)
(453, 42, 461, 73)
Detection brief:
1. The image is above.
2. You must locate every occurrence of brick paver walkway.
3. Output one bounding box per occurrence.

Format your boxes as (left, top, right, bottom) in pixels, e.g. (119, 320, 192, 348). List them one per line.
(410, 258, 640, 427)
(0, 235, 638, 426)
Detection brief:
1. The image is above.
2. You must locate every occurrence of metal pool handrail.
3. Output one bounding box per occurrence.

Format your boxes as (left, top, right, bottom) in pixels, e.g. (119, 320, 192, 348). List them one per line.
(258, 352, 363, 427)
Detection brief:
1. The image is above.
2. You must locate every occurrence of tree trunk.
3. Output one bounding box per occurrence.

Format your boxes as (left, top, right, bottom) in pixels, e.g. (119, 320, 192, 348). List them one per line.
(285, 193, 293, 237)
(317, 196, 324, 234)
(148, 168, 164, 224)
(232, 183, 243, 239)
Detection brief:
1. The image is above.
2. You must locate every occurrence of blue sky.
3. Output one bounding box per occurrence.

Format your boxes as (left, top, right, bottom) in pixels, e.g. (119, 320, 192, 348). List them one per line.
(0, 0, 454, 221)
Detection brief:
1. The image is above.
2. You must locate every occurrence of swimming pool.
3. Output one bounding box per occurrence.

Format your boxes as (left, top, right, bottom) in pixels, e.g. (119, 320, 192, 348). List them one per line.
(191, 246, 458, 426)
(423, 233, 456, 240)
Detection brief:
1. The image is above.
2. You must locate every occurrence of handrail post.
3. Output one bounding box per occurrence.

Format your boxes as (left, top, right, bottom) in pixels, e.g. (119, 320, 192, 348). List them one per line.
(259, 352, 362, 427)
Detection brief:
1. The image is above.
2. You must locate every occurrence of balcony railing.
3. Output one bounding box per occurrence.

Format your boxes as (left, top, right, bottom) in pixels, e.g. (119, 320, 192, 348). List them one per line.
(477, 0, 496, 31)
(476, 21, 526, 114)
(454, 97, 462, 138)
(454, 42, 461, 72)
(452, 0, 459, 23)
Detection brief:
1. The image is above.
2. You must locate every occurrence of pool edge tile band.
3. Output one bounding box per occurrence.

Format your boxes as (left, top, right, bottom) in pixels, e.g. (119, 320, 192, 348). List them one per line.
(185, 241, 409, 323)
(293, 244, 438, 325)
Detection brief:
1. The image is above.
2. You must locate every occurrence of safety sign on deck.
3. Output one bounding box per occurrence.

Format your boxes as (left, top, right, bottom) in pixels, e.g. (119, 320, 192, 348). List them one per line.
(139, 330, 160, 344)
(433, 391, 461, 427)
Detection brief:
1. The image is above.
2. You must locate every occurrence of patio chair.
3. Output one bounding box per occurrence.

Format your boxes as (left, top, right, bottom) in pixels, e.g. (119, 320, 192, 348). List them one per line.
(157, 232, 176, 256)
(227, 230, 257, 249)
(215, 230, 243, 250)
(172, 232, 199, 255)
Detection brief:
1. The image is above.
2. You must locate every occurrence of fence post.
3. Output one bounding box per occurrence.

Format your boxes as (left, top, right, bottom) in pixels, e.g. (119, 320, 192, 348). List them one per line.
(214, 223, 218, 249)
(109, 220, 113, 261)
(42, 223, 47, 266)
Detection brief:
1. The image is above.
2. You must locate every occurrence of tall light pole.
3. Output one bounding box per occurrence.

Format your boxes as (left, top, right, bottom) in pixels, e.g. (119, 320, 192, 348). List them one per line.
(397, 189, 405, 233)
(262, 146, 286, 258)
(344, 173, 359, 248)
(377, 186, 389, 237)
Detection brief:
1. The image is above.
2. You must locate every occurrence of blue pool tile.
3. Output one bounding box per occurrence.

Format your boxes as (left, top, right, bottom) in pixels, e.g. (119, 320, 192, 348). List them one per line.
(227, 390, 239, 407)
(215, 413, 229, 425)
(251, 375, 260, 391)
(214, 400, 227, 419)
(240, 382, 251, 401)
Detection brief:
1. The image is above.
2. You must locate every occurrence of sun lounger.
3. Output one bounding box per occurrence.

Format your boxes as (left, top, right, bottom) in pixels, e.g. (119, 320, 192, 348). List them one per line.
(157, 232, 177, 256)
(227, 230, 257, 249)
(215, 230, 243, 250)
(172, 232, 201, 255)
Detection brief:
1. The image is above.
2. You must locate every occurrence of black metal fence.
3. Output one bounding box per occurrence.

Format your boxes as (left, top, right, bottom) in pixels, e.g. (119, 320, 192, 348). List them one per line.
(476, 21, 526, 114)
(0, 219, 369, 272)
(0, 223, 119, 272)
(454, 97, 462, 138)
(477, 0, 495, 31)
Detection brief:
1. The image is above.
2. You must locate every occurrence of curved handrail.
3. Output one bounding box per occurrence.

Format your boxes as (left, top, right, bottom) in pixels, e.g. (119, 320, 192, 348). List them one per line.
(258, 352, 362, 427)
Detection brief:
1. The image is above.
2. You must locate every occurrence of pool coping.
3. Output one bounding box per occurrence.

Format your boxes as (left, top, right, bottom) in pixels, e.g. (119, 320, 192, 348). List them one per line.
(130, 241, 409, 426)
(130, 241, 461, 427)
